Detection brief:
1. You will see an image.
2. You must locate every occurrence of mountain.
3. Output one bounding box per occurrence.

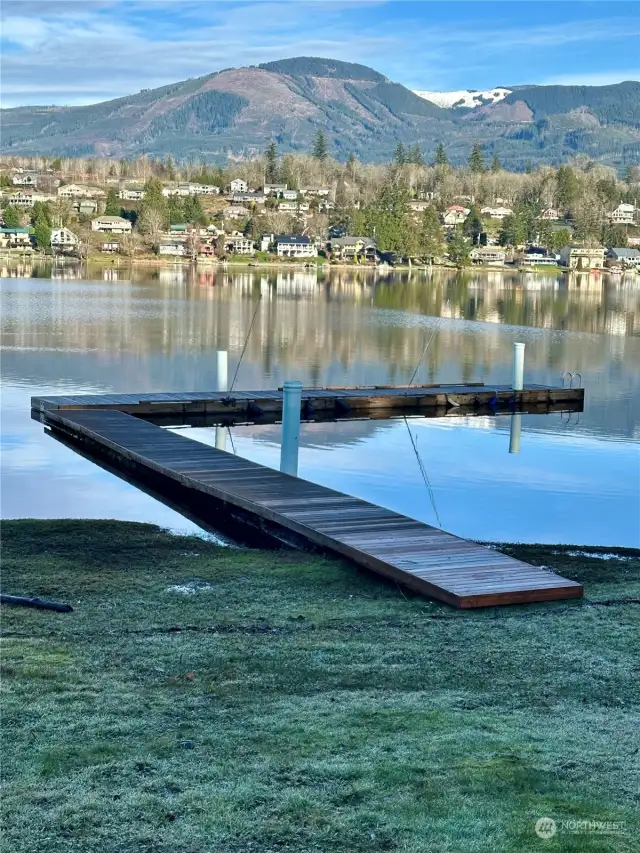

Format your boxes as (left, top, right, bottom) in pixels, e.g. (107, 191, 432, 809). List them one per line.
(413, 88, 512, 109)
(1, 57, 639, 169)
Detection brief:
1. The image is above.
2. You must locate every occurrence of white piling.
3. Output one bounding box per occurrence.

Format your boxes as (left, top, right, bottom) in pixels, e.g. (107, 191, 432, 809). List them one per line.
(512, 342, 525, 391)
(215, 350, 228, 392)
(215, 350, 228, 451)
(280, 380, 303, 476)
(509, 413, 522, 454)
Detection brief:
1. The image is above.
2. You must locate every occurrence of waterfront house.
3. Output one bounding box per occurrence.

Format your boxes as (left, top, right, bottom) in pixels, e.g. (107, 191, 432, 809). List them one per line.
(606, 247, 640, 269)
(50, 227, 80, 251)
(608, 203, 636, 226)
(225, 235, 255, 256)
(471, 247, 506, 266)
(100, 241, 120, 253)
(0, 227, 32, 249)
(229, 179, 248, 194)
(11, 172, 40, 187)
(158, 241, 187, 257)
(519, 255, 558, 267)
(540, 208, 561, 221)
(481, 206, 513, 220)
(91, 215, 132, 234)
(119, 187, 145, 201)
(222, 205, 250, 220)
(443, 205, 470, 227)
(328, 236, 378, 262)
(275, 235, 315, 258)
(559, 245, 605, 271)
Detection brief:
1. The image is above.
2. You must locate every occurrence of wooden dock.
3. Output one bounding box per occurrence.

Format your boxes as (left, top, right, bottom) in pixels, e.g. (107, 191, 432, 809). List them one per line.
(35, 397, 584, 609)
(33, 383, 583, 424)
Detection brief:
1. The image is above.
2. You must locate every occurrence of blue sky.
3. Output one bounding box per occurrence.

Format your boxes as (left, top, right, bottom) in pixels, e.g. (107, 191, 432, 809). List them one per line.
(1, 0, 639, 107)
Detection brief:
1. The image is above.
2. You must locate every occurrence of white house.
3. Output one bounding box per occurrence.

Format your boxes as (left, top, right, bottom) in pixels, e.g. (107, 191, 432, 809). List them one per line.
(481, 206, 513, 220)
(471, 247, 506, 266)
(119, 187, 145, 201)
(91, 216, 132, 234)
(58, 184, 104, 199)
(609, 203, 636, 225)
(229, 179, 248, 194)
(232, 191, 266, 204)
(8, 191, 56, 207)
(442, 205, 470, 227)
(607, 247, 640, 269)
(225, 235, 255, 256)
(264, 183, 287, 196)
(275, 235, 315, 258)
(222, 205, 250, 220)
(158, 241, 187, 256)
(409, 200, 430, 212)
(50, 227, 80, 250)
(282, 189, 298, 201)
(11, 172, 40, 187)
(302, 186, 330, 197)
(559, 245, 605, 271)
(540, 208, 561, 221)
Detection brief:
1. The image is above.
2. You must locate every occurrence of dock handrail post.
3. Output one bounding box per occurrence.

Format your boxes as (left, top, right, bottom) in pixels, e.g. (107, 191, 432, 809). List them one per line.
(512, 342, 525, 391)
(215, 350, 228, 451)
(280, 380, 303, 476)
(509, 412, 522, 454)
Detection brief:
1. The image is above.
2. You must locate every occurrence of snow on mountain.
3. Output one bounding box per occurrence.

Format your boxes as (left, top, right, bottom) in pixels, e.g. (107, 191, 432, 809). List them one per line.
(413, 88, 512, 109)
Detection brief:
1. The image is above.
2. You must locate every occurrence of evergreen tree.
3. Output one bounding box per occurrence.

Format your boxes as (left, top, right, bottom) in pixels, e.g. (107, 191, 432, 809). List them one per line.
(468, 142, 486, 173)
(265, 142, 279, 183)
(105, 188, 121, 217)
(555, 165, 579, 210)
(312, 129, 328, 162)
(407, 144, 424, 166)
(499, 214, 526, 247)
(394, 143, 406, 166)
(139, 177, 169, 230)
(31, 201, 52, 227)
(463, 205, 483, 244)
(2, 205, 22, 228)
(491, 155, 502, 173)
(183, 194, 206, 225)
(345, 152, 357, 180)
(51, 158, 62, 172)
(602, 224, 630, 248)
(168, 195, 185, 224)
(447, 228, 472, 267)
(33, 214, 51, 250)
(417, 206, 443, 260)
(434, 143, 448, 166)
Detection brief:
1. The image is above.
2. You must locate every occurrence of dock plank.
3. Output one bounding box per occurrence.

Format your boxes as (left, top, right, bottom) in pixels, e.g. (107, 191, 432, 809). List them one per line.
(40, 407, 583, 609)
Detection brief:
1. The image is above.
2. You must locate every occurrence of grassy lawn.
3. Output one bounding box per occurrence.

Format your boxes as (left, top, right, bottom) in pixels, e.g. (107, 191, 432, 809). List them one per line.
(1, 519, 639, 852)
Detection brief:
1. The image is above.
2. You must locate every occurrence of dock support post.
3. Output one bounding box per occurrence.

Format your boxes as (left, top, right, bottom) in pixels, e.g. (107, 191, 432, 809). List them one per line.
(280, 380, 303, 476)
(512, 342, 525, 391)
(509, 413, 522, 454)
(215, 350, 228, 451)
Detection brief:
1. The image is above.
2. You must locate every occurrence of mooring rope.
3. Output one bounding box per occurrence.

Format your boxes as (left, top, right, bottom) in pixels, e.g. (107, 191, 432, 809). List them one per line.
(228, 294, 262, 394)
(405, 317, 441, 392)
(403, 415, 442, 528)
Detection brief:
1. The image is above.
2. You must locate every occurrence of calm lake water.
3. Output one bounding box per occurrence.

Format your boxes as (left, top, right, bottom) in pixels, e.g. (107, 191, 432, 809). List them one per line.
(1, 261, 639, 546)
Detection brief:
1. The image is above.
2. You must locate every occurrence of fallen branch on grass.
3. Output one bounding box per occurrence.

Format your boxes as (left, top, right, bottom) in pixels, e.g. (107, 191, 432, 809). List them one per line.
(0, 594, 73, 613)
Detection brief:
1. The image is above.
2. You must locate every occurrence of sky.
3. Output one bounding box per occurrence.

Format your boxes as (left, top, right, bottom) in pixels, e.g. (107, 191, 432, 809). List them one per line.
(1, 0, 639, 108)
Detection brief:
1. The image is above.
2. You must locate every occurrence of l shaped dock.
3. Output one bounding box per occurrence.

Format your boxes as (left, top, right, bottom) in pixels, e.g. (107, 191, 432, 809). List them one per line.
(32, 383, 584, 609)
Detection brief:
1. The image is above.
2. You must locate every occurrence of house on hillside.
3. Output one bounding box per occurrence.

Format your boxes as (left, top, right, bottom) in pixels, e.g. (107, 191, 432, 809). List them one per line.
(328, 236, 377, 262)
(9, 191, 56, 207)
(607, 247, 640, 269)
(91, 216, 132, 234)
(443, 205, 470, 227)
(75, 199, 98, 215)
(301, 186, 331, 197)
(11, 172, 40, 187)
(609, 203, 636, 225)
(158, 241, 187, 257)
(222, 205, 250, 220)
(50, 227, 80, 252)
(119, 187, 145, 201)
(232, 190, 266, 204)
(540, 208, 561, 221)
(275, 235, 315, 258)
(0, 227, 32, 249)
(263, 183, 287, 196)
(58, 184, 104, 199)
(229, 179, 248, 194)
(471, 247, 506, 266)
(409, 200, 430, 213)
(559, 245, 605, 271)
(281, 189, 298, 201)
(481, 206, 513, 220)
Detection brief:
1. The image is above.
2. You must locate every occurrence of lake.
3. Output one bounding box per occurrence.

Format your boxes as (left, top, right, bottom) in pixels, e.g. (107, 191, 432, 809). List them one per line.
(1, 260, 639, 546)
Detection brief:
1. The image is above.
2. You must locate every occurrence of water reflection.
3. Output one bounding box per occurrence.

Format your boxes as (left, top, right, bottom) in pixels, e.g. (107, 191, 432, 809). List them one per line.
(1, 261, 639, 545)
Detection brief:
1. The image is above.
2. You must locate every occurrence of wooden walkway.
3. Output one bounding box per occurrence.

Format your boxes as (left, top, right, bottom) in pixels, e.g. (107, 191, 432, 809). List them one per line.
(32, 382, 583, 422)
(40, 406, 584, 609)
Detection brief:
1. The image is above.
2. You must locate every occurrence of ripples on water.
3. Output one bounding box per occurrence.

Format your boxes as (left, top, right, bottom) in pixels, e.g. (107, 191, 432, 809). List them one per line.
(1, 261, 639, 546)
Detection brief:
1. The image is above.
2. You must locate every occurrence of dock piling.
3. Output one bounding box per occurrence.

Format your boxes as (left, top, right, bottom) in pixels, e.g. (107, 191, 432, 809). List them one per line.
(215, 350, 228, 451)
(280, 380, 303, 476)
(512, 342, 525, 391)
(509, 413, 522, 454)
